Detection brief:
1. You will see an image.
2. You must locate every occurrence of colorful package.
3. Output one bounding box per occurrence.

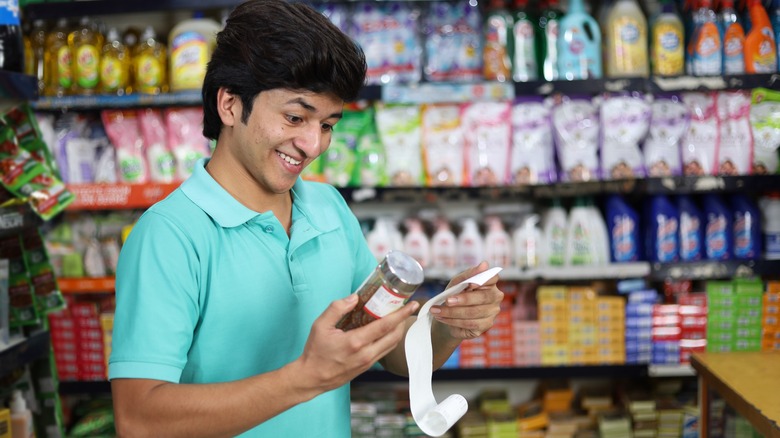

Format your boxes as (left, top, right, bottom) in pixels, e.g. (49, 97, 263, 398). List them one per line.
(644, 94, 688, 177)
(421, 103, 464, 186)
(681, 92, 719, 176)
(461, 101, 512, 186)
(1, 234, 38, 327)
(0, 126, 45, 194)
(138, 108, 175, 183)
(716, 91, 753, 176)
(355, 111, 387, 187)
(750, 88, 780, 174)
(552, 96, 600, 182)
(599, 92, 651, 179)
(375, 103, 423, 186)
(102, 110, 149, 183)
(510, 97, 556, 185)
(423, 0, 482, 82)
(317, 3, 350, 32)
(165, 107, 211, 180)
(20, 228, 65, 314)
(350, 2, 422, 84)
(324, 109, 365, 187)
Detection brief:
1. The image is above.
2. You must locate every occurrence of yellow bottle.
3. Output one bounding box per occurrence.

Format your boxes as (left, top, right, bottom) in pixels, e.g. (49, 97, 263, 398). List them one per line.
(133, 26, 167, 95)
(44, 18, 72, 97)
(69, 16, 103, 95)
(99, 27, 131, 95)
(27, 19, 47, 95)
(168, 12, 220, 92)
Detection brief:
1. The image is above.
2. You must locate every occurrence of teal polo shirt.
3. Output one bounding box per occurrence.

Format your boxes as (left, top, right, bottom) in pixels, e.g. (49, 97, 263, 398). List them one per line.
(109, 159, 376, 437)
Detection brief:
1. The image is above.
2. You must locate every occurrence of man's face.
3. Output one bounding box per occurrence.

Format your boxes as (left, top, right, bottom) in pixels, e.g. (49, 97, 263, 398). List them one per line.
(228, 88, 344, 196)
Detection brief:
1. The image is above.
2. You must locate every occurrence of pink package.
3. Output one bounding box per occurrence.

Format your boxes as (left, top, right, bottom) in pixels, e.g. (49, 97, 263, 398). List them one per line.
(461, 101, 512, 186)
(599, 93, 651, 179)
(716, 90, 753, 176)
(681, 92, 719, 176)
(138, 109, 176, 183)
(644, 94, 689, 177)
(164, 107, 212, 180)
(101, 110, 149, 184)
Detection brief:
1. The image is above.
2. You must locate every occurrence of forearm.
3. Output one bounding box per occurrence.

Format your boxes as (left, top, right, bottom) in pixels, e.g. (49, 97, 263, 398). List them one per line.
(112, 360, 322, 438)
(379, 317, 462, 377)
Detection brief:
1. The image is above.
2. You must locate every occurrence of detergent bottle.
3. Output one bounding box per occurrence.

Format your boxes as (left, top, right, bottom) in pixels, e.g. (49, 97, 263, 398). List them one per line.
(605, 0, 649, 77)
(744, 0, 777, 73)
(689, 0, 723, 75)
(719, 0, 746, 74)
(484, 0, 514, 81)
(168, 12, 220, 91)
(512, 0, 539, 81)
(651, 0, 686, 75)
(558, 0, 602, 79)
(537, 0, 564, 80)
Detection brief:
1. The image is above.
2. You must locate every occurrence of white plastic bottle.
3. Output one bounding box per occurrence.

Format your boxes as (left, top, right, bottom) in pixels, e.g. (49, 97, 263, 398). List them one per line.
(10, 390, 34, 438)
(566, 197, 597, 265)
(403, 218, 431, 268)
(760, 192, 780, 259)
(541, 199, 568, 266)
(367, 217, 397, 262)
(484, 216, 512, 268)
(457, 218, 485, 269)
(430, 218, 458, 269)
(513, 214, 542, 268)
(168, 12, 221, 91)
(586, 198, 611, 265)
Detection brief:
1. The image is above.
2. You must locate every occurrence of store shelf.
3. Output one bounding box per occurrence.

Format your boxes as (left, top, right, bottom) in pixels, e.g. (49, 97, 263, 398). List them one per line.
(58, 277, 116, 294)
(0, 330, 50, 379)
(648, 364, 696, 377)
(650, 259, 780, 281)
(66, 182, 181, 210)
(339, 185, 531, 204)
(0, 71, 38, 101)
(58, 380, 112, 395)
(647, 73, 780, 93)
(356, 364, 652, 382)
(23, 0, 238, 19)
(32, 90, 203, 110)
(427, 263, 651, 282)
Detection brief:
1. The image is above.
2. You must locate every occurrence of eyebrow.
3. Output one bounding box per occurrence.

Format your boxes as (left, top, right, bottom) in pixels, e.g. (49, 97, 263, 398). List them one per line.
(286, 97, 343, 120)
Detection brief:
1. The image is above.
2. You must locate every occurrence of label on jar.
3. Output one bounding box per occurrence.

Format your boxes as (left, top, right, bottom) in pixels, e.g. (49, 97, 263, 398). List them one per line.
(364, 285, 408, 319)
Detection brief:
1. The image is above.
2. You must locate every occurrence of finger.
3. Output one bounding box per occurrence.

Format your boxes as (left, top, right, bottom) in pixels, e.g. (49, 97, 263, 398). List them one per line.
(319, 294, 360, 327)
(449, 261, 489, 286)
(351, 301, 418, 343)
(434, 302, 501, 321)
(445, 287, 504, 307)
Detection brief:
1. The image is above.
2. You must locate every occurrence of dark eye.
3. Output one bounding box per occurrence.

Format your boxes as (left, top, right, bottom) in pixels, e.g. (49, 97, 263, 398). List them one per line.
(286, 115, 303, 124)
(322, 123, 333, 132)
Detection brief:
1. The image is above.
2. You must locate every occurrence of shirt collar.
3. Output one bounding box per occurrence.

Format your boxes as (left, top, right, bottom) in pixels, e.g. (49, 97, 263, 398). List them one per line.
(180, 158, 338, 232)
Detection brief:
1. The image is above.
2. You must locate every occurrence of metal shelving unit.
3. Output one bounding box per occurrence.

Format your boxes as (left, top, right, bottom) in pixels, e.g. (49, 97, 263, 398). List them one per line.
(0, 331, 51, 380)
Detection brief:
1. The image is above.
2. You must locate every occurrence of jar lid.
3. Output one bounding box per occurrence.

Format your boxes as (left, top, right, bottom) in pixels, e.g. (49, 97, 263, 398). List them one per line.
(381, 250, 424, 294)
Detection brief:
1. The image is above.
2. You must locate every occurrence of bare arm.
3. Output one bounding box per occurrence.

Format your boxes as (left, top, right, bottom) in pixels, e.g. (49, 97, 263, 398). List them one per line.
(380, 262, 503, 376)
(112, 294, 419, 438)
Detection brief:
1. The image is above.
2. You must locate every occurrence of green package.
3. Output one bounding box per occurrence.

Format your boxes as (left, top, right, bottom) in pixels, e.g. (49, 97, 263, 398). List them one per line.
(750, 88, 780, 174)
(323, 109, 369, 187)
(354, 111, 387, 187)
(20, 228, 65, 314)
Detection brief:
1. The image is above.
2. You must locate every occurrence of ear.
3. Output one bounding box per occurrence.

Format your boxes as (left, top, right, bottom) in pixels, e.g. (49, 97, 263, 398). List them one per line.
(216, 87, 240, 127)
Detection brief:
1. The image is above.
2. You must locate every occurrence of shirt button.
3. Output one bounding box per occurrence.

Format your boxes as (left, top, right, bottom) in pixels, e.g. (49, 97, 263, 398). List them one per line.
(264, 225, 274, 233)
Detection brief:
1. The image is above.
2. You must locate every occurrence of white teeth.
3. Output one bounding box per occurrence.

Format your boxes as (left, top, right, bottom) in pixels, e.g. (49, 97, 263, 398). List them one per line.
(277, 151, 301, 165)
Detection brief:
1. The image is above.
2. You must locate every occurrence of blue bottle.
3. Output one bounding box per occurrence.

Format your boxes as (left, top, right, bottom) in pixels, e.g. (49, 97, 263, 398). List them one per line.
(645, 195, 679, 263)
(702, 194, 732, 260)
(558, 0, 602, 79)
(731, 194, 762, 260)
(606, 194, 641, 262)
(676, 195, 704, 261)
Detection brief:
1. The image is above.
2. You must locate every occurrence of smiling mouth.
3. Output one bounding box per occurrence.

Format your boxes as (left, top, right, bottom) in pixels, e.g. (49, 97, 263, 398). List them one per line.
(277, 151, 302, 166)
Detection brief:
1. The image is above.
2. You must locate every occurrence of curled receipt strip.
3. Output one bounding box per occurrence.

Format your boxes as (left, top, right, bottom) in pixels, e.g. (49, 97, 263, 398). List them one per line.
(404, 267, 503, 437)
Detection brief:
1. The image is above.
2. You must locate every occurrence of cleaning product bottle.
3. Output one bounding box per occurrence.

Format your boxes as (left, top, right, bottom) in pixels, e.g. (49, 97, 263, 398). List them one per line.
(133, 26, 167, 95)
(541, 198, 568, 266)
(676, 195, 704, 261)
(0, 0, 23, 73)
(484, 0, 514, 82)
(689, 0, 723, 75)
(772, 0, 780, 70)
(484, 216, 512, 267)
(644, 195, 679, 262)
(605, 0, 649, 77)
(731, 193, 762, 260)
(760, 192, 780, 259)
(605, 194, 641, 262)
(512, 0, 539, 81)
(719, 0, 746, 74)
(367, 217, 396, 262)
(702, 193, 733, 260)
(27, 19, 47, 95)
(457, 218, 485, 269)
(431, 218, 458, 269)
(566, 197, 597, 265)
(10, 390, 34, 438)
(744, 0, 777, 73)
(44, 18, 72, 97)
(99, 26, 131, 96)
(587, 197, 611, 264)
(168, 12, 220, 92)
(537, 0, 564, 80)
(558, 0, 603, 79)
(68, 16, 103, 95)
(403, 218, 431, 268)
(651, 0, 686, 76)
(513, 214, 542, 268)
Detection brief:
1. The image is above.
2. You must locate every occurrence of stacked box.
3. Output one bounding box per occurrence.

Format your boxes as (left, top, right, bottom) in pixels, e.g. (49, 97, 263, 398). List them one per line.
(595, 296, 625, 364)
(625, 290, 657, 364)
(459, 336, 487, 368)
(537, 286, 569, 366)
(48, 301, 106, 381)
(652, 304, 681, 365)
(678, 293, 707, 363)
(707, 281, 736, 352)
(568, 287, 597, 365)
(733, 279, 763, 352)
(485, 300, 514, 368)
(761, 282, 780, 351)
(512, 320, 540, 366)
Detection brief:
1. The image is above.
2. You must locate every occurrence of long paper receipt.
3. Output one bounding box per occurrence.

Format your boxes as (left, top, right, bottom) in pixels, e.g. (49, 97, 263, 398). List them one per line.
(404, 267, 502, 437)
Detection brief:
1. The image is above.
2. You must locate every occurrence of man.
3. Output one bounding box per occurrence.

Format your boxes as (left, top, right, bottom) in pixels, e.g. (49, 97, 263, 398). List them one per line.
(109, 1, 504, 436)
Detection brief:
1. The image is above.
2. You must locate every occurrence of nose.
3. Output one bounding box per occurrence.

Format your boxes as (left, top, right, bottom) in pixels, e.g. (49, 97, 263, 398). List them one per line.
(294, 124, 323, 157)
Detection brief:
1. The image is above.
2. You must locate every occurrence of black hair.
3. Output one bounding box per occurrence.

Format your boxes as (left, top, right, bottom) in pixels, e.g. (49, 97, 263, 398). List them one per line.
(202, 0, 367, 140)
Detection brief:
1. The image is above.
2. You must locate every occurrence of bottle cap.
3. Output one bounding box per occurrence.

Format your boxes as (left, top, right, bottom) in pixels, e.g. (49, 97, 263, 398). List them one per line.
(382, 250, 424, 294)
(10, 390, 26, 413)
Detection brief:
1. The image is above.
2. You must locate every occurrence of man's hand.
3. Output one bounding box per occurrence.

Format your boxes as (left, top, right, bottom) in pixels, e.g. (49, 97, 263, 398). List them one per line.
(429, 261, 504, 340)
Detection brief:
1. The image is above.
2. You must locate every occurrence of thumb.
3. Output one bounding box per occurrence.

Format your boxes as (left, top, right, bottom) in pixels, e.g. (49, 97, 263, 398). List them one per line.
(322, 294, 360, 327)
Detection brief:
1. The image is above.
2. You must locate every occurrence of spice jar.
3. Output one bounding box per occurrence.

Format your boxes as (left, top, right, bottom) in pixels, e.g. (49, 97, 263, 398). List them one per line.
(336, 250, 424, 331)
